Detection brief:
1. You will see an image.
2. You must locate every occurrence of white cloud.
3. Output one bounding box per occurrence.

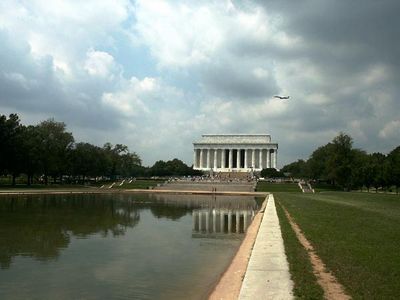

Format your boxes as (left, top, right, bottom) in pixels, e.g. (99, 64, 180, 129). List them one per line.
(133, 0, 225, 67)
(362, 64, 389, 85)
(101, 77, 158, 116)
(348, 120, 367, 142)
(379, 121, 400, 139)
(132, 0, 298, 69)
(101, 76, 184, 118)
(0, 0, 132, 77)
(2, 72, 34, 90)
(253, 67, 270, 79)
(305, 93, 332, 105)
(84, 49, 118, 79)
(1, 0, 400, 167)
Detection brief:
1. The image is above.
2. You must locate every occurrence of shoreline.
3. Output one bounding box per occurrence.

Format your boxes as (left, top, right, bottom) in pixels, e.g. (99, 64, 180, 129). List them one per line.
(0, 188, 268, 197)
(208, 196, 268, 299)
(0, 187, 269, 298)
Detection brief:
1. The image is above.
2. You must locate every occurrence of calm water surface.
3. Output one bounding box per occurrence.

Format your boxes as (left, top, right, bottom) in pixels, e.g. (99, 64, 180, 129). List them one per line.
(0, 193, 261, 300)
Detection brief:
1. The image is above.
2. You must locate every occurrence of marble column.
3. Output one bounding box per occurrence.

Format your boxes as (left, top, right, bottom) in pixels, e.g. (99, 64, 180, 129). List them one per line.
(229, 149, 233, 169)
(228, 210, 232, 233)
(266, 149, 270, 169)
(206, 149, 210, 169)
(205, 210, 209, 232)
(251, 149, 255, 168)
(244, 149, 248, 169)
(214, 149, 218, 171)
(193, 149, 197, 168)
(220, 211, 225, 232)
(221, 149, 226, 169)
(192, 211, 197, 230)
(259, 149, 263, 169)
(243, 212, 248, 232)
(212, 210, 216, 233)
(273, 149, 277, 168)
(236, 211, 240, 233)
(199, 149, 204, 169)
(199, 211, 202, 231)
(236, 149, 241, 169)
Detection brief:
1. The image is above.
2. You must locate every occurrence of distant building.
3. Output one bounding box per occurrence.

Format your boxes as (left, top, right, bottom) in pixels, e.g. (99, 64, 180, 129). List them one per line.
(193, 134, 278, 172)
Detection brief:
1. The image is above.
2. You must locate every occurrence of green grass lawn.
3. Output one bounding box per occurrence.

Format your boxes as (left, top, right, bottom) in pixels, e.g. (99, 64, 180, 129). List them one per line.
(256, 181, 301, 193)
(0, 183, 87, 189)
(112, 179, 165, 189)
(275, 202, 324, 299)
(312, 182, 343, 192)
(275, 192, 400, 299)
(0, 179, 164, 190)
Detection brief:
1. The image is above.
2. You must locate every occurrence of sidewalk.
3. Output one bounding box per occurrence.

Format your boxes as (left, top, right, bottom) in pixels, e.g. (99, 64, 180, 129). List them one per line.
(239, 194, 293, 299)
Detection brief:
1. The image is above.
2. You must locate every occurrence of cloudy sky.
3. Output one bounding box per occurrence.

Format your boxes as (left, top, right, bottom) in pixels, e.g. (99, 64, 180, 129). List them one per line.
(1, 0, 399, 167)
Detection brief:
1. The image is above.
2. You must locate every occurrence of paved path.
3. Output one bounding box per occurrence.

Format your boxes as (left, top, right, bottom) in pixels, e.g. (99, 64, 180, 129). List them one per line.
(239, 194, 293, 299)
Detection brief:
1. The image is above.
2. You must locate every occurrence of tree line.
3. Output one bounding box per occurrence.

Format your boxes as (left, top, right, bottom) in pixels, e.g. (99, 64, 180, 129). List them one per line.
(281, 133, 400, 192)
(0, 114, 199, 186)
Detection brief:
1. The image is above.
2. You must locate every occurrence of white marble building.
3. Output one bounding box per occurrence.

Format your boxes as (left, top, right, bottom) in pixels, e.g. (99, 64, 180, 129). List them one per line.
(193, 134, 278, 172)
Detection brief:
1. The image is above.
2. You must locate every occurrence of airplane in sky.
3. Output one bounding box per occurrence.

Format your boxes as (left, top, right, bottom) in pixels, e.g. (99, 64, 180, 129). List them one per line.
(273, 95, 290, 99)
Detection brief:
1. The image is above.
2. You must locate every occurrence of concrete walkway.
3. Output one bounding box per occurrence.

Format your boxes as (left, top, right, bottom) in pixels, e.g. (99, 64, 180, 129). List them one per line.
(239, 194, 293, 299)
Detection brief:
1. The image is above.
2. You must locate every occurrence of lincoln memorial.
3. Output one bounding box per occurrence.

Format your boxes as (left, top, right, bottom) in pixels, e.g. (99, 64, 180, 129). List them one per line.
(193, 134, 278, 172)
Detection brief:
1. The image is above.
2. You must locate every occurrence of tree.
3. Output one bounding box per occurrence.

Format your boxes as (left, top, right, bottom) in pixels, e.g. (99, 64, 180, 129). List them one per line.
(261, 168, 284, 178)
(388, 146, 400, 193)
(349, 149, 368, 190)
(69, 143, 102, 182)
(35, 119, 74, 184)
(149, 160, 168, 176)
(20, 125, 43, 185)
(0, 114, 147, 185)
(308, 143, 334, 181)
(0, 114, 24, 185)
(102, 143, 141, 179)
(281, 159, 309, 178)
(274, 131, 400, 192)
(149, 159, 199, 176)
(327, 133, 354, 190)
(370, 153, 389, 192)
(117, 152, 142, 177)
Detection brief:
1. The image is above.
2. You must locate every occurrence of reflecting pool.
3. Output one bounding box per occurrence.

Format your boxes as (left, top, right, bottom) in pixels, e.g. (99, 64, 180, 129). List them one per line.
(0, 193, 261, 300)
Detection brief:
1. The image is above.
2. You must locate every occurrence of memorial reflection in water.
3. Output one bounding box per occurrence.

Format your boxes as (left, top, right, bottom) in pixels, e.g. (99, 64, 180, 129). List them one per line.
(0, 193, 261, 300)
(192, 208, 254, 236)
(147, 193, 259, 238)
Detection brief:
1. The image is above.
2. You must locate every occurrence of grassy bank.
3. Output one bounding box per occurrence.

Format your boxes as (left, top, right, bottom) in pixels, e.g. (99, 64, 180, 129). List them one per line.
(0, 184, 87, 189)
(275, 201, 324, 299)
(312, 182, 343, 192)
(0, 179, 164, 190)
(112, 180, 165, 189)
(256, 182, 301, 193)
(275, 192, 400, 299)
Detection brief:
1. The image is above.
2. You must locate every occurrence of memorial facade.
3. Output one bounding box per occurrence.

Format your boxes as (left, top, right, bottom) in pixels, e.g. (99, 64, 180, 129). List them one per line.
(193, 134, 278, 172)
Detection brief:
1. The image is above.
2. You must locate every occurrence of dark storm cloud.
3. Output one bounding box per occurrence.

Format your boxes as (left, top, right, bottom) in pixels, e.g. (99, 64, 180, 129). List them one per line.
(200, 60, 278, 101)
(247, 0, 400, 155)
(0, 30, 121, 130)
(1, 0, 399, 167)
(257, 0, 400, 67)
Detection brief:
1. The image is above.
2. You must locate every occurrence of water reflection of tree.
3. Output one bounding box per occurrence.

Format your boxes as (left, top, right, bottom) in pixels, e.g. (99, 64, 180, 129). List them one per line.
(0, 194, 140, 269)
(131, 197, 192, 221)
(149, 205, 191, 221)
